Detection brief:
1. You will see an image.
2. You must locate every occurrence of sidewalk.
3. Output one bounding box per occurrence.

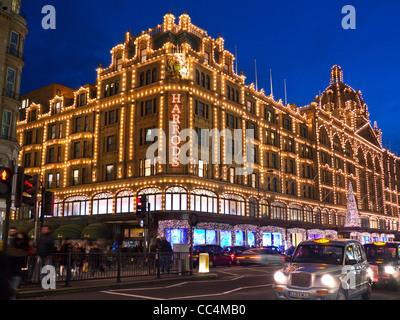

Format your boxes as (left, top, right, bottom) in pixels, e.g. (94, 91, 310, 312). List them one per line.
(17, 272, 218, 299)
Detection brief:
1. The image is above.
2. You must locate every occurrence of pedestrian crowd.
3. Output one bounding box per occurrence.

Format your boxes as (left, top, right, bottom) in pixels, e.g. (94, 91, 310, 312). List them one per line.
(0, 226, 174, 300)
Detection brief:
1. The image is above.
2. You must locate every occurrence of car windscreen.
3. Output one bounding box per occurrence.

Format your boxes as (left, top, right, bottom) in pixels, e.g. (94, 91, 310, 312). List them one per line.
(364, 245, 397, 261)
(292, 245, 344, 265)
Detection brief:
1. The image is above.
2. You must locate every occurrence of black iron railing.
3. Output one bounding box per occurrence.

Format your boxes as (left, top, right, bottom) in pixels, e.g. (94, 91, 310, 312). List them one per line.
(17, 251, 190, 286)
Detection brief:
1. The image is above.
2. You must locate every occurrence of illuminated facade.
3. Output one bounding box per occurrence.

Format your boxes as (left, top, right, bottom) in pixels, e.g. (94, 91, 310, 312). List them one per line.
(15, 12, 400, 248)
(0, 0, 27, 240)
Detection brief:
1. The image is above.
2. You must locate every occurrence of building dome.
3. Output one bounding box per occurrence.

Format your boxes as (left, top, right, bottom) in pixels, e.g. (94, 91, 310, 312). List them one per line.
(318, 65, 368, 125)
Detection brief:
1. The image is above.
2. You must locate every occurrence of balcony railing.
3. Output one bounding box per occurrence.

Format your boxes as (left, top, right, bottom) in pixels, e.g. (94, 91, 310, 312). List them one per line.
(6, 46, 25, 62)
(2, 87, 20, 101)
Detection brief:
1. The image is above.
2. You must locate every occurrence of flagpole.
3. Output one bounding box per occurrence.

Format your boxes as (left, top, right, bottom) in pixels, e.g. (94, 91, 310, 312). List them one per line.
(235, 45, 238, 74)
(284, 78, 287, 105)
(270, 69, 273, 97)
(255, 59, 258, 91)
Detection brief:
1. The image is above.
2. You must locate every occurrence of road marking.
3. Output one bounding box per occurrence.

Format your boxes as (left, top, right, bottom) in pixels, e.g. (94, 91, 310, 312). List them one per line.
(169, 283, 274, 300)
(102, 283, 274, 300)
(101, 290, 166, 300)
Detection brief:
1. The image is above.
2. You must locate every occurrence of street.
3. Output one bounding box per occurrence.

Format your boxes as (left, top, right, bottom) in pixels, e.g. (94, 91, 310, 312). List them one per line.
(24, 264, 400, 301)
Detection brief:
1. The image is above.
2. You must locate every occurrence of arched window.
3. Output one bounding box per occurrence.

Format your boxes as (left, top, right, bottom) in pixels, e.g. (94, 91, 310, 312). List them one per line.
(53, 198, 62, 217)
(322, 209, 330, 225)
(116, 190, 135, 214)
(190, 189, 217, 213)
(330, 211, 337, 226)
(289, 204, 303, 221)
(305, 206, 313, 222)
(260, 199, 270, 218)
(249, 197, 258, 217)
(271, 202, 286, 220)
(138, 187, 162, 211)
(165, 187, 187, 211)
(64, 195, 89, 216)
(221, 194, 245, 216)
(92, 192, 113, 215)
(361, 217, 369, 229)
(314, 208, 322, 224)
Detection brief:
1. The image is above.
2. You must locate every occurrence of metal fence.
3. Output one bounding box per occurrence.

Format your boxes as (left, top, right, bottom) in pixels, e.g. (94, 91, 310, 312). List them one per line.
(19, 251, 190, 286)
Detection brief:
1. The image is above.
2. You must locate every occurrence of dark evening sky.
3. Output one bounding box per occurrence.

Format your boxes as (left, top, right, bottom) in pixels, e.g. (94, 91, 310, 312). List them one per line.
(20, 0, 400, 153)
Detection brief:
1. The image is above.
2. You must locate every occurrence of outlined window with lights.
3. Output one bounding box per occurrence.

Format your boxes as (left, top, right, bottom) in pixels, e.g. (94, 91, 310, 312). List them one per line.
(116, 190, 135, 214)
(190, 189, 218, 214)
(165, 186, 188, 211)
(138, 187, 162, 211)
(64, 195, 89, 216)
(92, 192, 113, 215)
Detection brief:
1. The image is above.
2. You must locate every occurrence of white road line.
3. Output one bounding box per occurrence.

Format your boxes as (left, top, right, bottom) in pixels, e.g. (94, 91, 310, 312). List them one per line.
(169, 283, 274, 300)
(102, 283, 274, 300)
(101, 290, 166, 300)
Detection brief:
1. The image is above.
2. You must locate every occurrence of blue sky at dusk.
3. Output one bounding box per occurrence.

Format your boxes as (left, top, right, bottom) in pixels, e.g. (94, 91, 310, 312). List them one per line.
(20, 0, 400, 152)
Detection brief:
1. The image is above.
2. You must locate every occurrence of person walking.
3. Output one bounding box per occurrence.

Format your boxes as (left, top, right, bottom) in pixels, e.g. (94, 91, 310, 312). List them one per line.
(159, 237, 172, 274)
(34, 227, 55, 282)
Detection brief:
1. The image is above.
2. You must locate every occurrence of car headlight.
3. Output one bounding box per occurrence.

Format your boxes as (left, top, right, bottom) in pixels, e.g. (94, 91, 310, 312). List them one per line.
(274, 271, 287, 284)
(321, 274, 335, 287)
(384, 266, 396, 275)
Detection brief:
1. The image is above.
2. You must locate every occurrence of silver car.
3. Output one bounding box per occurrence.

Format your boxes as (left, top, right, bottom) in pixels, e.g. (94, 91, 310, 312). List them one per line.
(273, 239, 373, 300)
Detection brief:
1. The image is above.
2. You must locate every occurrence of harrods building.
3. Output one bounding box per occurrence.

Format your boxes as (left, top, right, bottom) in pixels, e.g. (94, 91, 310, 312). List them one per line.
(13, 12, 400, 248)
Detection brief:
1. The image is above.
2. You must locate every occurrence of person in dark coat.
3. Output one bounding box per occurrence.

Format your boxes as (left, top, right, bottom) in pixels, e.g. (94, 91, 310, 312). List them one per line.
(159, 237, 172, 274)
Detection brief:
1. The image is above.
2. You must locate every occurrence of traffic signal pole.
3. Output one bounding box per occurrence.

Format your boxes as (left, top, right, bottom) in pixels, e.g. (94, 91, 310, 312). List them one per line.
(2, 186, 12, 252)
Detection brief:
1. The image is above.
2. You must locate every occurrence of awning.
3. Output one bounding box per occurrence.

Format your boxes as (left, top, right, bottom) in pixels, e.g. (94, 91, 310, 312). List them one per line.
(81, 223, 111, 240)
(54, 224, 84, 240)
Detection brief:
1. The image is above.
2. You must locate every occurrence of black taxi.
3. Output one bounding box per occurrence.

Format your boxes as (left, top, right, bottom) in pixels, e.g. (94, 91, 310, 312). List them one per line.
(364, 241, 400, 289)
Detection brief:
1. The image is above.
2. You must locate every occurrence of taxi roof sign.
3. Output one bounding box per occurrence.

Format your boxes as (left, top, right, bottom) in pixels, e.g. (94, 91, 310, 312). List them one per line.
(373, 241, 386, 246)
(314, 239, 330, 244)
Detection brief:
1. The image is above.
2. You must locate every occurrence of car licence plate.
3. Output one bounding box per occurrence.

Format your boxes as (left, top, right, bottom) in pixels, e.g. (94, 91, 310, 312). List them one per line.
(289, 291, 310, 299)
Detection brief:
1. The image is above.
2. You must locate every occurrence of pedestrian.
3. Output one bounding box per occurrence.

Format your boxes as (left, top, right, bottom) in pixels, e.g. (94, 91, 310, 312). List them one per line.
(6, 231, 30, 299)
(34, 226, 56, 282)
(59, 238, 72, 278)
(89, 243, 104, 278)
(159, 237, 172, 274)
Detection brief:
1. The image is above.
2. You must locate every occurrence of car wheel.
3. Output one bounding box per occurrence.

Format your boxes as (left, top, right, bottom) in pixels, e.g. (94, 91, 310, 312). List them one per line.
(336, 288, 348, 300)
(361, 284, 371, 300)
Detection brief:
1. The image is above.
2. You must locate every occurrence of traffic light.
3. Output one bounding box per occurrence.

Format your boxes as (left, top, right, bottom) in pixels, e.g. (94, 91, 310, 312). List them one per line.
(15, 166, 25, 207)
(22, 174, 38, 207)
(0, 167, 13, 196)
(43, 191, 54, 216)
(137, 194, 147, 219)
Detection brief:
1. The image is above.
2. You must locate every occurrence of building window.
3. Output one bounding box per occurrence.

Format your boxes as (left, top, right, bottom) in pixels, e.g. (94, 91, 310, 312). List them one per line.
(249, 197, 257, 217)
(141, 48, 147, 63)
(107, 135, 116, 152)
(271, 202, 286, 220)
(48, 147, 55, 163)
(9, 31, 19, 55)
(106, 165, 114, 181)
(24, 153, 31, 168)
(73, 142, 80, 159)
(92, 192, 113, 215)
(190, 189, 217, 214)
(260, 199, 270, 218)
(289, 205, 303, 221)
(47, 173, 53, 188)
(64, 196, 89, 216)
(72, 169, 79, 185)
(138, 187, 162, 211)
(116, 190, 135, 214)
(56, 172, 60, 188)
(6, 68, 16, 95)
(221, 194, 245, 216)
(165, 186, 188, 211)
(1, 110, 12, 139)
